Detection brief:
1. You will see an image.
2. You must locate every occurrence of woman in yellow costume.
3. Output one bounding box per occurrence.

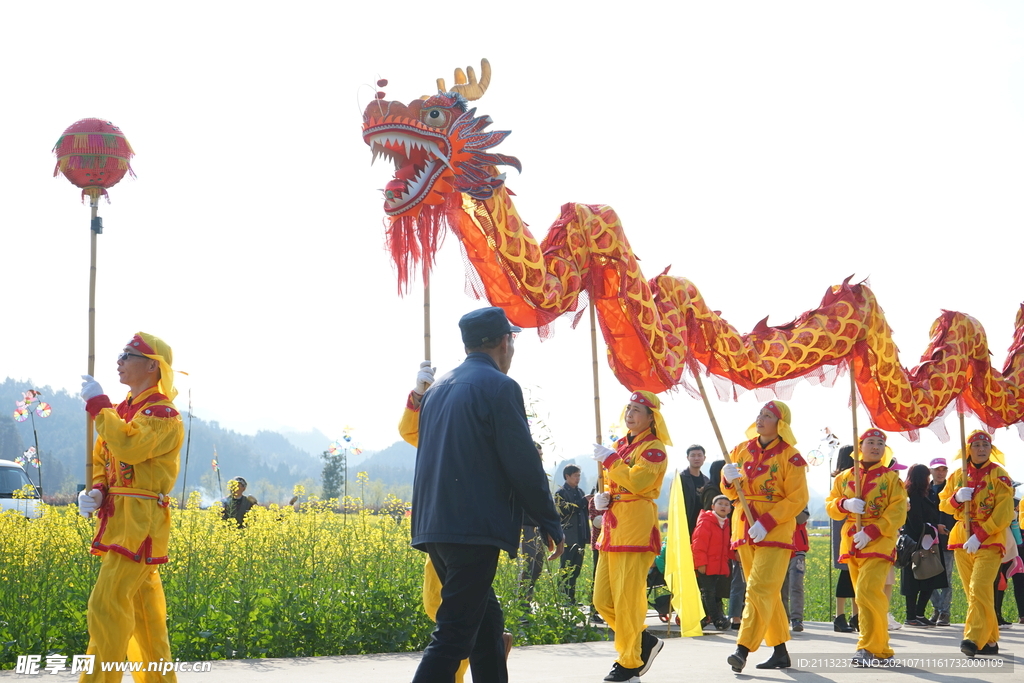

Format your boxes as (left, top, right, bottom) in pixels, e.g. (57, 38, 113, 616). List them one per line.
(939, 430, 1015, 657)
(825, 428, 906, 666)
(77, 333, 184, 683)
(591, 390, 669, 682)
(721, 400, 808, 672)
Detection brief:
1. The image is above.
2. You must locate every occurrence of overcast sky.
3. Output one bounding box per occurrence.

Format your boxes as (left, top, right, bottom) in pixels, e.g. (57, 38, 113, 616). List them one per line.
(4, 1, 1024, 494)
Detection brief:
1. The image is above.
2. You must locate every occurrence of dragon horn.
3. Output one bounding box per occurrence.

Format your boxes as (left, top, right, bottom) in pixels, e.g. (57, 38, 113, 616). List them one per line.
(435, 58, 491, 101)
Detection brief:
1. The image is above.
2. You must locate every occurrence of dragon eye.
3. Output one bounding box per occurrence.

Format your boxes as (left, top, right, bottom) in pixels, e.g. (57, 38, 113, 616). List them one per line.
(422, 108, 448, 128)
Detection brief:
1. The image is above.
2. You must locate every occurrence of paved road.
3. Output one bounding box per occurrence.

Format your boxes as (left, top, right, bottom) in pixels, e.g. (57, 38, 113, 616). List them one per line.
(3, 618, 1020, 681)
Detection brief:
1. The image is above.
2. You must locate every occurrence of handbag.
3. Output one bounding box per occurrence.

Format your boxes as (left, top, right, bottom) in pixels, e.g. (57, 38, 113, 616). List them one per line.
(895, 532, 917, 569)
(911, 524, 943, 580)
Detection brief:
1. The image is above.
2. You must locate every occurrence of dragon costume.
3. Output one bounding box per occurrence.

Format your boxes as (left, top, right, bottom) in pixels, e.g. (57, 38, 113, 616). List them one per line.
(362, 58, 1024, 437)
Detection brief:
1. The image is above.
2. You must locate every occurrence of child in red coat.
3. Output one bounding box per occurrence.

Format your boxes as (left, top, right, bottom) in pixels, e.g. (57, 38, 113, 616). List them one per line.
(691, 495, 734, 630)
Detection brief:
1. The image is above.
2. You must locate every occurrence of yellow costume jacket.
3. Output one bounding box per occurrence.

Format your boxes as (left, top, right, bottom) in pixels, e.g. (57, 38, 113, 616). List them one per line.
(938, 460, 1014, 554)
(87, 386, 183, 564)
(597, 429, 667, 554)
(399, 392, 420, 447)
(826, 461, 906, 563)
(723, 437, 809, 550)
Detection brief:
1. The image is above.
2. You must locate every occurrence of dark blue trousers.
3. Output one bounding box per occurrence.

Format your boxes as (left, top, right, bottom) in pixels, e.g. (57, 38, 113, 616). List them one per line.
(412, 543, 507, 683)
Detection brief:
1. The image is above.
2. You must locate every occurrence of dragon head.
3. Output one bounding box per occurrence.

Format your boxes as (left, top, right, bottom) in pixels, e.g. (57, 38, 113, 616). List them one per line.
(362, 59, 521, 219)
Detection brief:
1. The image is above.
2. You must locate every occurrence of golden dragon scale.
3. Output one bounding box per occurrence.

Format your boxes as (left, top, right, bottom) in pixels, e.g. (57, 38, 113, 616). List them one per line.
(362, 60, 1024, 435)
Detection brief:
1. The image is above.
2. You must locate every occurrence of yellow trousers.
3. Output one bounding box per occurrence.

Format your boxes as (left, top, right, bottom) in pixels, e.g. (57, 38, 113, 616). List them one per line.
(422, 558, 470, 683)
(954, 548, 1002, 647)
(594, 551, 654, 669)
(848, 556, 893, 658)
(735, 544, 790, 652)
(82, 552, 175, 683)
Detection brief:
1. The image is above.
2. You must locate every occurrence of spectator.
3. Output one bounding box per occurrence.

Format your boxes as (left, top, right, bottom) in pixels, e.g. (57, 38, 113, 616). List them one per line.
(927, 456, 955, 626)
(691, 494, 733, 630)
(554, 463, 590, 603)
(517, 442, 550, 606)
(221, 476, 257, 527)
(782, 508, 810, 631)
(994, 492, 1022, 627)
(901, 463, 947, 627)
(680, 445, 709, 537)
(702, 460, 725, 511)
(400, 307, 563, 683)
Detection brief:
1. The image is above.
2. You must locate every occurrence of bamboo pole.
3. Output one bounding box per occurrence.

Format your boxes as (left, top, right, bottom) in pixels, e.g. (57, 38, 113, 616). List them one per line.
(423, 282, 431, 361)
(691, 368, 755, 533)
(958, 410, 971, 531)
(850, 365, 862, 531)
(85, 196, 99, 488)
(590, 302, 605, 492)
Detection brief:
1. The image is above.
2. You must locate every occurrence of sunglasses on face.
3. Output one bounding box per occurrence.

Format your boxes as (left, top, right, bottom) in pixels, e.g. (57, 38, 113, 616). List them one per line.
(117, 351, 149, 362)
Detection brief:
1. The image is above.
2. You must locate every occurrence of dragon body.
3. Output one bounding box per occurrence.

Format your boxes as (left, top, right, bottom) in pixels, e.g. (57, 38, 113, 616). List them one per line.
(362, 59, 1024, 436)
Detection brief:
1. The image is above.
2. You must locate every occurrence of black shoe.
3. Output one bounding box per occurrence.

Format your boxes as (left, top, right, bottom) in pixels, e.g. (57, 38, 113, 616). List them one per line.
(849, 614, 859, 631)
(727, 646, 749, 672)
(834, 614, 855, 633)
(714, 617, 731, 631)
(730, 621, 741, 630)
(960, 639, 978, 658)
(937, 612, 950, 626)
(638, 630, 663, 676)
(978, 643, 999, 655)
(791, 620, 803, 632)
(603, 662, 641, 682)
(590, 611, 605, 624)
(756, 645, 791, 669)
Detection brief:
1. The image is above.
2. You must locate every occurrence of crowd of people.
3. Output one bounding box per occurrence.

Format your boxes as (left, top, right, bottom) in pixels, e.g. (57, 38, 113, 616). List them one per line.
(70, 314, 1024, 682)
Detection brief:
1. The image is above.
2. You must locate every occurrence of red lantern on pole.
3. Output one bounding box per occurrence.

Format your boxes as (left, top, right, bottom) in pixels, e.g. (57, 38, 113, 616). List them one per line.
(52, 118, 135, 202)
(53, 117, 135, 490)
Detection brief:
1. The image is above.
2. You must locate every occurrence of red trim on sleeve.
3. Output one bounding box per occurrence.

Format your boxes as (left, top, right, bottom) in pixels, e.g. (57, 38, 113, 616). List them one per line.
(86, 395, 113, 417)
(759, 512, 778, 531)
(603, 453, 621, 469)
(138, 405, 179, 418)
(972, 525, 989, 542)
(789, 453, 807, 467)
(407, 391, 422, 412)
(641, 449, 666, 463)
(864, 525, 881, 540)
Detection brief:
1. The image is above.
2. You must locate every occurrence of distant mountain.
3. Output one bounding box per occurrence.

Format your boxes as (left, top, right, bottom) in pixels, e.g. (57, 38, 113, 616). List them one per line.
(278, 427, 373, 467)
(356, 441, 417, 486)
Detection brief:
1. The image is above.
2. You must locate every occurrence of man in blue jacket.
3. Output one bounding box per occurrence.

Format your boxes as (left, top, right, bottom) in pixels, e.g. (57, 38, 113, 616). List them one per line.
(402, 306, 564, 683)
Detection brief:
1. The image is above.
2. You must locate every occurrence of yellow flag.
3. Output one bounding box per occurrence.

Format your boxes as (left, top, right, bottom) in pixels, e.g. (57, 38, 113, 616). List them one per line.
(665, 471, 705, 637)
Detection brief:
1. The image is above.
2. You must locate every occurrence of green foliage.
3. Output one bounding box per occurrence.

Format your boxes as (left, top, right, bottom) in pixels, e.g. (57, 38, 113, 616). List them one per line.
(320, 450, 345, 501)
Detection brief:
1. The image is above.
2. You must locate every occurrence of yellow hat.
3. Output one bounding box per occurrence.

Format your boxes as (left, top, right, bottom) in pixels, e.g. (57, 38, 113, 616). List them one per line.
(955, 429, 1005, 466)
(619, 390, 673, 446)
(127, 332, 177, 400)
(745, 400, 796, 446)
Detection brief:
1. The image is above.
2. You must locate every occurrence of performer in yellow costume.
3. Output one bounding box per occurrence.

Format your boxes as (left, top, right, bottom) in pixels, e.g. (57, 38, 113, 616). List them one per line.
(825, 428, 906, 666)
(77, 333, 183, 682)
(721, 400, 808, 672)
(591, 390, 668, 682)
(939, 430, 1015, 657)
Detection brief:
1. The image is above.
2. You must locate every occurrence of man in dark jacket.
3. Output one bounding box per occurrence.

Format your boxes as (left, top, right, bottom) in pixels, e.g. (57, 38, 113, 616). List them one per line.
(555, 464, 590, 603)
(680, 444, 709, 536)
(927, 457, 955, 625)
(404, 307, 564, 683)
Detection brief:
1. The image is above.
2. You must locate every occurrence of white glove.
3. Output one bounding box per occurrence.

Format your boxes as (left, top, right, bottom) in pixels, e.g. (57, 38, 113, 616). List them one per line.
(843, 497, 866, 514)
(594, 492, 611, 510)
(414, 361, 434, 395)
(593, 443, 615, 461)
(78, 488, 103, 517)
(963, 534, 981, 554)
(80, 375, 104, 401)
(593, 514, 603, 529)
(748, 520, 767, 543)
(954, 487, 974, 503)
(853, 529, 871, 550)
(722, 463, 742, 483)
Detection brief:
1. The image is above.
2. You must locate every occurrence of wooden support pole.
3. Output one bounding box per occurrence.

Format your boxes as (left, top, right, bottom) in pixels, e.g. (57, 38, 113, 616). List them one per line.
(691, 368, 755, 533)
(850, 365, 862, 531)
(590, 302, 605, 492)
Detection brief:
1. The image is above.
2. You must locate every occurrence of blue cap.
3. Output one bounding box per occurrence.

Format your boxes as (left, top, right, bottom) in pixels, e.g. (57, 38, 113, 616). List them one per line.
(459, 307, 522, 347)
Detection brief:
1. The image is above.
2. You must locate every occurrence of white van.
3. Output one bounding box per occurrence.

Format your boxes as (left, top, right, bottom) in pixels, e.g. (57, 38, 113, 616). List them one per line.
(0, 459, 42, 518)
